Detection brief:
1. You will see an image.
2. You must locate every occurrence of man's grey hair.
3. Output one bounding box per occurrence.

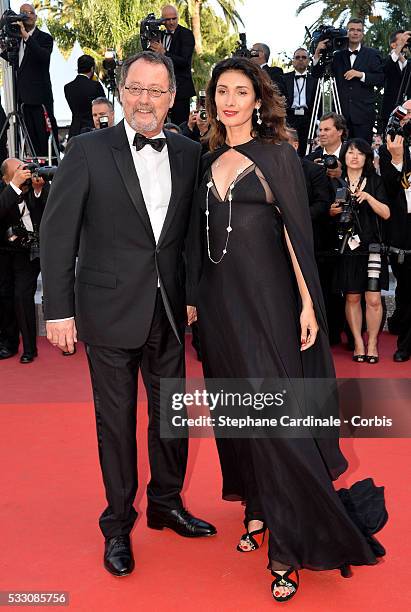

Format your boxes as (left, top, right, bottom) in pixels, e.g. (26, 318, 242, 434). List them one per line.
(119, 51, 176, 93)
(286, 127, 299, 143)
(254, 43, 270, 63)
(92, 97, 114, 111)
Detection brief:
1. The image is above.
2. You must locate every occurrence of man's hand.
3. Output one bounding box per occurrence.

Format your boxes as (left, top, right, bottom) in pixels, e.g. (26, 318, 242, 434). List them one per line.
(314, 40, 328, 60)
(187, 305, 197, 326)
(187, 111, 198, 131)
(16, 21, 29, 41)
(394, 31, 411, 55)
(197, 115, 210, 136)
(326, 160, 342, 179)
(31, 176, 45, 194)
(11, 164, 31, 189)
(387, 134, 404, 165)
(344, 69, 364, 80)
(46, 319, 77, 353)
(329, 202, 343, 217)
(149, 41, 166, 54)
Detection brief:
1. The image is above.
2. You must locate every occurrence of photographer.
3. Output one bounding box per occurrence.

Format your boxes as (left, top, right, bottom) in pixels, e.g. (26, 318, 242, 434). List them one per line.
(381, 30, 411, 130)
(332, 139, 390, 363)
(0, 158, 49, 363)
(284, 48, 318, 156)
(312, 18, 383, 144)
(306, 112, 347, 181)
(148, 5, 195, 125)
(0, 4, 58, 157)
(379, 100, 411, 361)
(180, 95, 210, 150)
(91, 97, 115, 130)
(250, 43, 286, 96)
(64, 55, 105, 138)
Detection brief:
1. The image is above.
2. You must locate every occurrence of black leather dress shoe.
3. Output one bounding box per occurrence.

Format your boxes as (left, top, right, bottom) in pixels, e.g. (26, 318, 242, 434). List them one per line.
(62, 346, 76, 356)
(20, 351, 38, 364)
(393, 350, 410, 362)
(147, 507, 217, 538)
(104, 535, 134, 577)
(0, 347, 18, 360)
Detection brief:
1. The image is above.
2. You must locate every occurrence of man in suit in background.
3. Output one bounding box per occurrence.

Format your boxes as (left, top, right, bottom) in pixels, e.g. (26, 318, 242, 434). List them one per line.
(40, 51, 216, 578)
(312, 17, 383, 144)
(64, 55, 105, 139)
(250, 42, 286, 96)
(3, 4, 59, 157)
(381, 30, 411, 130)
(149, 4, 196, 125)
(284, 47, 317, 156)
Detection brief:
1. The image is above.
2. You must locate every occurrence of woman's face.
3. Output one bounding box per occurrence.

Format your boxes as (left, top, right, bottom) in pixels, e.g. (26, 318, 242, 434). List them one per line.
(214, 70, 259, 129)
(345, 145, 366, 170)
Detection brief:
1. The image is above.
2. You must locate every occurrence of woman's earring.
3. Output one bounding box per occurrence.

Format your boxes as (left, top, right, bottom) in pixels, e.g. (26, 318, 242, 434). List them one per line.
(256, 108, 262, 125)
(216, 114, 220, 122)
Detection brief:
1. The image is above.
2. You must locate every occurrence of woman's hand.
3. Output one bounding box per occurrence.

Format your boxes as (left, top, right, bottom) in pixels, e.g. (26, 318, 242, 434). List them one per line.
(355, 190, 372, 205)
(329, 202, 343, 217)
(300, 304, 319, 351)
(187, 305, 197, 325)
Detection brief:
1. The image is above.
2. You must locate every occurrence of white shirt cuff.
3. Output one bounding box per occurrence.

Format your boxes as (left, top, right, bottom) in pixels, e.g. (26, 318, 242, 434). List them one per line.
(392, 161, 403, 172)
(10, 182, 22, 195)
(47, 317, 75, 322)
(360, 72, 365, 82)
(313, 57, 319, 66)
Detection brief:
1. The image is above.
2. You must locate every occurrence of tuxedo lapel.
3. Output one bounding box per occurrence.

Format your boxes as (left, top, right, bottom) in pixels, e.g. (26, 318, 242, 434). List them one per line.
(285, 72, 295, 105)
(157, 132, 184, 246)
(110, 121, 155, 242)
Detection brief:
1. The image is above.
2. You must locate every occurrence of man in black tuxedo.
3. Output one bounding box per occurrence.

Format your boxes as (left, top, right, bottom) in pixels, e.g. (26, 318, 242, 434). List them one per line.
(149, 5, 196, 126)
(64, 55, 105, 139)
(1, 4, 58, 157)
(379, 100, 411, 361)
(284, 48, 317, 156)
(381, 30, 411, 130)
(0, 158, 48, 363)
(312, 17, 383, 144)
(250, 43, 286, 96)
(40, 51, 216, 577)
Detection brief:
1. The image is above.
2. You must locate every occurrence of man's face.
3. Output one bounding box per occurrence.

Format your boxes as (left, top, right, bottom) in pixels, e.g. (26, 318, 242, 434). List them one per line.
(5, 159, 30, 192)
(20, 4, 37, 30)
(251, 45, 265, 66)
(347, 21, 364, 46)
(120, 59, 175, 136)
(293, 49, 309, 73)
(318, 118, 343, 150)
(92, 104, 115, 129)
(161, 6, 179, 33)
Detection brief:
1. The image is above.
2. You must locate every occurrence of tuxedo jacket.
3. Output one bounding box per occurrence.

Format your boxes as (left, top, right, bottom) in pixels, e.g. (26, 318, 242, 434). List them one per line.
(311, 46, 383, 125)
(0, 184, 49, 244)
(381, 57, 411, 129)
(163, 25, 196, 100)
(379, 143, 411, 249)
(64, 75, 105, 138)
(1, 28, 54, 106)
(40, 121, 202, 348)
(301, 158, 333, 252)
(262, 65, 286, 97)
(284, 71, 317, 115)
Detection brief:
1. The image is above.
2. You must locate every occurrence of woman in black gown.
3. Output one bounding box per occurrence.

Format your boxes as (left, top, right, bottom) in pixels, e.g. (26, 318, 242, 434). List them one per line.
(186, 58, 387, 602)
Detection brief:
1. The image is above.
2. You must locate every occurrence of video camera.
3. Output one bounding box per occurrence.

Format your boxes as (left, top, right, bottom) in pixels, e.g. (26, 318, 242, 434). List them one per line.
(232, 33, 259, 59)
(385, 105, 411, 145)
(334, 184, 362, 254)
(0, 9, 29, 64)
(308, 24, 348, 67)
(140, 13, 166, 51)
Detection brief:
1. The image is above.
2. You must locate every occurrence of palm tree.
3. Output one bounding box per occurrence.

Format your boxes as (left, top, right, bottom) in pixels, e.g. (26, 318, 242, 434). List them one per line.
(296, 0, 408, 26)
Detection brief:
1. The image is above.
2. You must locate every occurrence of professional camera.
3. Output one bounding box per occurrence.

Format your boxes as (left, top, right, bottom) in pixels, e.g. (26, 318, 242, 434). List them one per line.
(309, 24, 348, 65)
(24, 162, 58, 182)
(102, 49, 122, 94)
(367, 243, 388, 291)
(198, 90, 207, 121)
(6, 223, 40, 259)
(232, 33, 259, 59)
(0, 9, 29, 63)
(334, 185, 362, 254)
(318, 154, 339, 170)
(140, 13, 166, 51)
(385, 105, 411, 145)
(99, 116, 109, 129)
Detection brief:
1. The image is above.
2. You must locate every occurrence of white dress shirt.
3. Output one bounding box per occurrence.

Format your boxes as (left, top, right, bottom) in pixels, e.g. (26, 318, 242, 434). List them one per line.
(292, 71, 308, 109)
(312, 44, 365, 81)
(9, 182, 41, 231)
(391, 49, 407, 71)
(19, 27, 35, 66)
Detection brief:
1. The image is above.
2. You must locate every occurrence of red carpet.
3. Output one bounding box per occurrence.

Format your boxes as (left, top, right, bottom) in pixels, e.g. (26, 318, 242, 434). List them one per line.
(0, 333, 410, 611)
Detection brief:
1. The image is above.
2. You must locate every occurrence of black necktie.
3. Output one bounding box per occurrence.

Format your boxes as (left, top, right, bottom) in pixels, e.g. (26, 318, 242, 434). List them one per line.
(133, 133, 166, 152)
(295, 74, 306, 80)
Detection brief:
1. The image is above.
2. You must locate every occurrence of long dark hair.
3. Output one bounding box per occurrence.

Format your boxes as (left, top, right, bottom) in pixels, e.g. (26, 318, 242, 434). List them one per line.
(205, 57, 287, 151)
(340, 138, 376, 177)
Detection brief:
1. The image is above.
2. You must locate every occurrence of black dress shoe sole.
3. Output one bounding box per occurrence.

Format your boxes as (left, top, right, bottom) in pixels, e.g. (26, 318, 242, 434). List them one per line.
(147, 517, 217, 537)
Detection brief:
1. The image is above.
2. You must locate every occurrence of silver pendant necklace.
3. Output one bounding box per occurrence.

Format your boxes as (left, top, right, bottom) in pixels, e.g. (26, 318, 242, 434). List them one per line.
(205, 165, 248, 264)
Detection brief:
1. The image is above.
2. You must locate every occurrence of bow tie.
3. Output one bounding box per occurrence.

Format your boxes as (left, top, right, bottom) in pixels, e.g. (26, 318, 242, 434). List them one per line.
(295, 74, 306, 80)
(16, 193, 25, 204)
(133, 133, 166, 152)
(350, 49, 359, 56)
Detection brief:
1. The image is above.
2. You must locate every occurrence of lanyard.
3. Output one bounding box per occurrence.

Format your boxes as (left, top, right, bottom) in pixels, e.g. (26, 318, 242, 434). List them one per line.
(294, 77, 306, 107)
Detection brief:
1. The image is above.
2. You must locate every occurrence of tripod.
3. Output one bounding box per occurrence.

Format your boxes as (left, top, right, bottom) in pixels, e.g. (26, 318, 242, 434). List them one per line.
(305, 62, 342, 155)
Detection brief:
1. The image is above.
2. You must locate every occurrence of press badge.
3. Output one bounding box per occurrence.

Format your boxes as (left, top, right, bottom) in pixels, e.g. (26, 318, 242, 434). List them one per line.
(348, 235, 361, 250)
(294, 108, 305, 116)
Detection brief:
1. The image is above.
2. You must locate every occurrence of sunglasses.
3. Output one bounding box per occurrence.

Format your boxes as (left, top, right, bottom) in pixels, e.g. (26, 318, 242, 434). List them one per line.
(294, 55, 308, 60)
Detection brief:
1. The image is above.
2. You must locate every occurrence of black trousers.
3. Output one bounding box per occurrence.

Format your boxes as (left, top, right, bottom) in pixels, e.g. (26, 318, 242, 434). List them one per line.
(0, 250, 19, 350)
(346, 119, 374, 144)
(170, 98, 191, 127)
(21, 103, 59, 158)
(391, 257, 411, 353)
(0, 249, 40, 353)
(286, 112, 311, 156)
(86, 291, 188, 538)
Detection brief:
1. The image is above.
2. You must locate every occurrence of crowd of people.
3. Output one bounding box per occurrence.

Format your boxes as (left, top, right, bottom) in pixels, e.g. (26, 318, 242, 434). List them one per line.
(0, 1, 404, 604)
